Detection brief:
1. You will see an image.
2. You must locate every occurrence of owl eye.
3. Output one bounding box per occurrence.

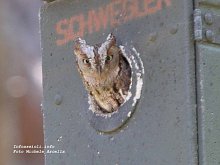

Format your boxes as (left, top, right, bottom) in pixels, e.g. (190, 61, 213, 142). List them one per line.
(106, 55, 113, 61)
(82, 59, 90, 64)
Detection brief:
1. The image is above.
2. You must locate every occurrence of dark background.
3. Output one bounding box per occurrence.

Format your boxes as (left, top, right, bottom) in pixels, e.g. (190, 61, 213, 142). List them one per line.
(0, 0, 44, 164)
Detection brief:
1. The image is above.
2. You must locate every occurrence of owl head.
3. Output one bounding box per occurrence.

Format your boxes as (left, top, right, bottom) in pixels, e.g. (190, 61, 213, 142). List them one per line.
(73, 34, 120, 78)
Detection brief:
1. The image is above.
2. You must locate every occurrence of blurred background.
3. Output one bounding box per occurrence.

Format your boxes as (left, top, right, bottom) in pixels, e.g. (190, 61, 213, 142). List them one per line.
(0, 0, 44, 165)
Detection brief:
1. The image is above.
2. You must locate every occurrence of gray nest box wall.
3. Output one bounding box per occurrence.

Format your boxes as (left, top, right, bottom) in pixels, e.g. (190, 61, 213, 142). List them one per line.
(40, 0, 220, 164)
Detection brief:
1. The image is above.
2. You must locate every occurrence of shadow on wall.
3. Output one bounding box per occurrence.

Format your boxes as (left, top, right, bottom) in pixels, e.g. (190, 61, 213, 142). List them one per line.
(0, 0, 44, 165)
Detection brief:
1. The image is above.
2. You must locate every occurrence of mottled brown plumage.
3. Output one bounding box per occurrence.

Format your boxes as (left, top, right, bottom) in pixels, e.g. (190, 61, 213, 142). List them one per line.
(73, 34, 131, 113)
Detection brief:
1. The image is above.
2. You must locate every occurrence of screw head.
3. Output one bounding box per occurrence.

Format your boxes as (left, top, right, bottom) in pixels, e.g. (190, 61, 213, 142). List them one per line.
(204, 12, 213, 25)
(205, 30, 214, 42)
(54, 94, 62, 105)
(149, 32, 157, 42)
(170, 25, 178, 34)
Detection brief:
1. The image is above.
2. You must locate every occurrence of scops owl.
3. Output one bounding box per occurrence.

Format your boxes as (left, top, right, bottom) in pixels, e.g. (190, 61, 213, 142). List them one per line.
(73, 34, 131, 113)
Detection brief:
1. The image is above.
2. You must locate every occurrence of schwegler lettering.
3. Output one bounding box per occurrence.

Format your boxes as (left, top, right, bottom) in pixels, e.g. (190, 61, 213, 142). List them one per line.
(55, 0, 171, 46)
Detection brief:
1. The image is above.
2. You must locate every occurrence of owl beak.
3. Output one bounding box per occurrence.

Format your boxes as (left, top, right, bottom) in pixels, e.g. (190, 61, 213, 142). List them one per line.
(96, 66, 102, 75)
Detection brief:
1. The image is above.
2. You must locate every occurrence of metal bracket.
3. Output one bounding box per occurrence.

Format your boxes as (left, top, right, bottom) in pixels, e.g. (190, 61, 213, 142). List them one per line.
(194, 9, 220, 45)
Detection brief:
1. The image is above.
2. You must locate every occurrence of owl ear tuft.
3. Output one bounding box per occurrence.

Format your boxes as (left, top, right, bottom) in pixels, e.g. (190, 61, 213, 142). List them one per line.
(74, 38, 85, 49)
(74, 37, 85, 56)
(106, 33, 116, 45)
(105, 33, 116, 49)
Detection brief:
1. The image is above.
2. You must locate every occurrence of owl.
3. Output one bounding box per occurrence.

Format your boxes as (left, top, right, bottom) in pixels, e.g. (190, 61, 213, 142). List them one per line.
(73, 34, 131, 113)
